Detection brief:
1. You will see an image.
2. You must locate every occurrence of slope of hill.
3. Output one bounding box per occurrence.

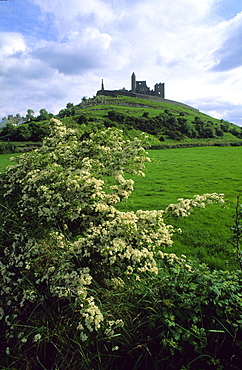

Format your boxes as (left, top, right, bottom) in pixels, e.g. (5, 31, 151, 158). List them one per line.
(60, 95, 242, 148)
(1, 95, 242, 151)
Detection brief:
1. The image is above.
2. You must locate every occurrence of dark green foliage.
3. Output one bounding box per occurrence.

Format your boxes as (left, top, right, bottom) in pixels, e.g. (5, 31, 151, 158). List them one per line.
(215, 125, 224, 137)
(229, 127, 242, 138)
(76, 114, 88, 125)
(179, 119, 198, 138)
(0, 142, 17, 154)
(166, 130, 184, 140)
(194, 118, 216, 138)
(0, 121, 50, 142)
(59, 103, 77, 118)
(103, 108, 236, 141)
(37, 108, 50, 121)
(26, 109, 35, 121)
(2, 96, 242, 150)
(118, 264, 242, 370)
(230, 194, 242, 269)
(28, 121, 50, 141)
(2, 262, 242, 369)
(107, 110, 125, 123)
(220, 120, 230, 132)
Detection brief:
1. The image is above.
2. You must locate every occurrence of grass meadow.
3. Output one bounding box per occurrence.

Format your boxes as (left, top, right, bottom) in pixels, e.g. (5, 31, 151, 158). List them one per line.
(1, 146, 241, 270)
(0, 153, 20, 172)
(117, 146, 242, 270)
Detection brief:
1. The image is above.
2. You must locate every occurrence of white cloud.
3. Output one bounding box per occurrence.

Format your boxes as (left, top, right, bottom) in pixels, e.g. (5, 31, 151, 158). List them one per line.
(1, 0, 242, 126)
(211, 12, 242, 71)
(32, 0, 115, 39)
(0, 32, 26, 56)
(32, 27, 130, 75)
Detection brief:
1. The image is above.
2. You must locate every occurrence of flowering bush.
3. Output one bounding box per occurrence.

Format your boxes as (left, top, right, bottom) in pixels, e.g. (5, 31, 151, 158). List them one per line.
(0, 119, 231, 369)
(165, 193, 224, 218)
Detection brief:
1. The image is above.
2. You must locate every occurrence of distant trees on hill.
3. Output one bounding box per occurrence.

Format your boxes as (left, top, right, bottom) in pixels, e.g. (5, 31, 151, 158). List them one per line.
(0, 121, 50, 142)
(1, 102, 242, 143)
(58, 102, 77, 118)
(0, 109, 52, 141)
(104, 110, 242, 140)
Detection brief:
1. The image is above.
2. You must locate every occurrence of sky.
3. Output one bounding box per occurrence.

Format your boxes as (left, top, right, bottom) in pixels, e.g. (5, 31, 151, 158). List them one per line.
(1, 0, 242, 126)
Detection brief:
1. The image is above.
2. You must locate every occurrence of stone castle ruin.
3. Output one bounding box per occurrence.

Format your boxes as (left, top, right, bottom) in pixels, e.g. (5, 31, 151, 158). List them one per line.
(131, 72, 165, 98)
(97, 72, 165, 100)
(96, 72, 198, 111)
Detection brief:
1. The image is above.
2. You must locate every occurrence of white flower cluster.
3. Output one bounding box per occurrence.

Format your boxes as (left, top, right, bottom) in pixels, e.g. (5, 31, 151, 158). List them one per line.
(2, 120, 150, 233)
(165, 193, 225, 217)
(73, 208, 174, 279)
(80, 297, 104, 333)
(104, 319, 124, 338)
(159, 252, 193, 271)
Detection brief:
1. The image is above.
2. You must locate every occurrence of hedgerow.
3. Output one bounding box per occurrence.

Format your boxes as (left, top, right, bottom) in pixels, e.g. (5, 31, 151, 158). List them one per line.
(0, 119, 241, 369)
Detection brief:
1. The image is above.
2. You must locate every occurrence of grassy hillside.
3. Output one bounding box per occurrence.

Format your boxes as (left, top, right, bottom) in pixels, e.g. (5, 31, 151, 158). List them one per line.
(1, 95, 242, 152)
(60, 95, 242, 146)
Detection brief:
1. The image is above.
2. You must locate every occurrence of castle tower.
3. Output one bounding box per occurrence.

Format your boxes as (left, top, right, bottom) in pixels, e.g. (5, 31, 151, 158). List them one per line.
(131, 72, 136, 92)
(154, 83, 165, 98)
(101, 79, 104, 91)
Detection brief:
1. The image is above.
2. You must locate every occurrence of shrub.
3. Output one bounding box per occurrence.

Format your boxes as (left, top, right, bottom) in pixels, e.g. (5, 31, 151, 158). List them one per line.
(1, 119, 239, 369)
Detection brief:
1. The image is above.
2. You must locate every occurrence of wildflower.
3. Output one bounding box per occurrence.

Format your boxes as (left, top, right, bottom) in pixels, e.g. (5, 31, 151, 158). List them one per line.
(80, 332, 88, 342)
(112, 346, 119, 351)
(33, 334, 42, 342)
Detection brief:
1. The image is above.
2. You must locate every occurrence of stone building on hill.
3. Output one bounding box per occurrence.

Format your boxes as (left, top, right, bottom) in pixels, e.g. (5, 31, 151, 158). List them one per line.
(97, 72, 165, 100)
(96, 72, 198, 111)
(131, 72, 165, 98)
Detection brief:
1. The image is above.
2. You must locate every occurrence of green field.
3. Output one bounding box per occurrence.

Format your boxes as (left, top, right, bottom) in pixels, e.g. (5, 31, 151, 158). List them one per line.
(117, 146, 242, 270)
(1, 146, 241, 270)
(0, 153, 20, 172)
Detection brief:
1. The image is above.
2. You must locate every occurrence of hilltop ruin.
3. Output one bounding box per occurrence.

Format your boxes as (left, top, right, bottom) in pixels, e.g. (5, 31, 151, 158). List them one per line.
(97, 72, 197, 110)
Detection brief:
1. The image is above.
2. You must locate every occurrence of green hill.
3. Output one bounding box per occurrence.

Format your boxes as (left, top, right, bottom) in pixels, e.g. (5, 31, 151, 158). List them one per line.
(60, 95, 242, 147)
(1, 95, 242, 151)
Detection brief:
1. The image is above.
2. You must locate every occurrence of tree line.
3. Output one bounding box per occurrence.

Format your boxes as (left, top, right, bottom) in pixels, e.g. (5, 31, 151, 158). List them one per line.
(1, 102, 242, 143)
(0, 109, 52, 141)
(104, 109, 242, 140)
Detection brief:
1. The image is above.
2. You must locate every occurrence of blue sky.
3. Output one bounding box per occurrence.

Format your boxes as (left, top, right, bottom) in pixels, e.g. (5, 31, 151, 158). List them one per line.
(1, 0, 242, 126)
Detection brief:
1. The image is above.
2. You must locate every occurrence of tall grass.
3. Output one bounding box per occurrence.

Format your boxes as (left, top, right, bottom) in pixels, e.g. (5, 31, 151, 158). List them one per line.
(117, 146, 242, 270)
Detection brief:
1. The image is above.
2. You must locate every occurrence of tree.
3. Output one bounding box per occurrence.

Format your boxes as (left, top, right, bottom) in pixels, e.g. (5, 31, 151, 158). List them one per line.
(66, 102, 74, 109)
(194, 118, 216, 138)
(26, 109, 35, 121)
(37, 108, 50, 121)
(0, 122, 16, 139)
(28, 121, 50, 141)
(14, 124, 31, 141)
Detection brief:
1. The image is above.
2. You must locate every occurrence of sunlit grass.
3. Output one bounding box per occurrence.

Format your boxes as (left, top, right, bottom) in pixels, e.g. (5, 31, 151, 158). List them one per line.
(117, 146, 242, 269)
(0, 153, 20, 172)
